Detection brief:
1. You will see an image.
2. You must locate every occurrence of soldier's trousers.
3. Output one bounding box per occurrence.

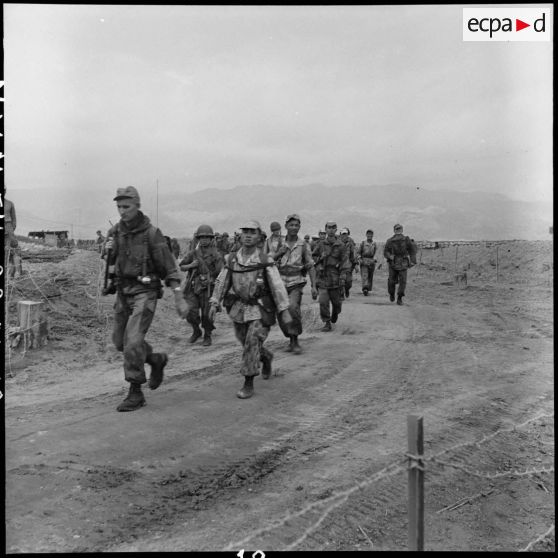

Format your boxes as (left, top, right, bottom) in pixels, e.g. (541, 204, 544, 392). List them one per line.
(112, 290, 158, 384)
(185, 288, 214, 332)
(278, 285, 303, 337)
(233, 319, 271, 377)
(360, 263, 375, 292)
(388, 267, 407, 297)
(344, 270, 353, 295)
(319, 287, 342, 322)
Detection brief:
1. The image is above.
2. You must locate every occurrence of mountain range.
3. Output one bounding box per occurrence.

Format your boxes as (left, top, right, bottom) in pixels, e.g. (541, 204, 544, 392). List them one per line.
(11, 183, 552, 241)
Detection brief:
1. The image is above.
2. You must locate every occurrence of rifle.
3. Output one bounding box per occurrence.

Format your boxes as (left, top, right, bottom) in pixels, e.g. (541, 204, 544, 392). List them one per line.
(102, 243, 116, 295)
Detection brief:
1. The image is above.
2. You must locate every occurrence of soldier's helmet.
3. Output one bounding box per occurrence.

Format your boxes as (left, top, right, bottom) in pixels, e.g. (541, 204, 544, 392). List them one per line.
(196, 224, 215, 237)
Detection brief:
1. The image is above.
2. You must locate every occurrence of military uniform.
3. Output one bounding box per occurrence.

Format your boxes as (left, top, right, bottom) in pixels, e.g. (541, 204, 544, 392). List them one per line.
(104, 186, 187, 412)
(179, 240, 223, 345)
(210, 221, 291, 398)
(275, 214, 317, 352)
(312, 224, 351, 330)
(358, 233, 377, 294)
(383, 224, 417, 304)
(339, 230, 357, 298)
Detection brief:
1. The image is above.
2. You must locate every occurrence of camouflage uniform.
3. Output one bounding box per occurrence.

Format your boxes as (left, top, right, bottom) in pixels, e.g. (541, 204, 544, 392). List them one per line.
(276, 237, 315, 339)
(312, 228, 351, 328)
(107, 211, 182, 385)
(383, 225, 417, 303)
(358, 236, 377, 293)
(179, 244, 223, 342)
(210, 247, 290, 379)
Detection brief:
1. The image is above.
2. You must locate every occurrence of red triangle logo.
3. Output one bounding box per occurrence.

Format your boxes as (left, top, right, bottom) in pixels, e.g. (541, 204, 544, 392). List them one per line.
(516, 19, 530, 31)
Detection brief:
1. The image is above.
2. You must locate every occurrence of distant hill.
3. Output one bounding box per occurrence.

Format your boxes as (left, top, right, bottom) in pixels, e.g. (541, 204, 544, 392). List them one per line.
(10, 183, 552, 241)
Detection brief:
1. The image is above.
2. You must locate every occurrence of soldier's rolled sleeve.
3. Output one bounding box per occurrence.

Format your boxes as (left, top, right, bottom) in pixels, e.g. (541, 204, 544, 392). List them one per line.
(265, 263, 290, 313)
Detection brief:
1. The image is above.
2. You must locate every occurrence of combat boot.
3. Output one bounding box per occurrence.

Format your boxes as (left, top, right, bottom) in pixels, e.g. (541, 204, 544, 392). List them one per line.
(189, 326, 202, 343)
(117, 383, 146, 412)
(397, 295, 404, 305)
(261, 352, 274, 379)
(291, 335, 302, 354)
(362, 288, 369, 296)
(236, 375, 254, 399)
(202, 332, 212, 346)
(389, 293, 395, 302)
(147, 352, 168, 390)
(321, 321, 332, 332)
(331, 308, 339, 323)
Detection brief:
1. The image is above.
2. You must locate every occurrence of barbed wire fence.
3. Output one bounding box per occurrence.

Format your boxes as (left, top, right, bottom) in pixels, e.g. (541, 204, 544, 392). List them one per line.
(222, 411, 554, 552)
(4, 247, 113, 373)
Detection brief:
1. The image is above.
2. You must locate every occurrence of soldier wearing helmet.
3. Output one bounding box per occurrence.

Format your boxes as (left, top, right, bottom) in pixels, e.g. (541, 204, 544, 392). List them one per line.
(178, 224, 224, 346)
(264, 220, 284, 259)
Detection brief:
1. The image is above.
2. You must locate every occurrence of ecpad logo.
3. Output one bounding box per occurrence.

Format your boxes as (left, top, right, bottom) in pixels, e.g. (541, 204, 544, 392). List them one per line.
(463, 7, 551, 41)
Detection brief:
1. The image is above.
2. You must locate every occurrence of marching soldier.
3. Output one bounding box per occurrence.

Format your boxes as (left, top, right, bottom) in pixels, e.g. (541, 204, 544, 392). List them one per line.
(339, 228, 357, 298)
(179, 224, 223, 346)
(274, 214, 318, 353)
(103, 186, 189, 412)
(358, 229, 377, 295)
(311, 221, 351, 331)
(383, 223, 417, 305)
(209, 220, 292, 399)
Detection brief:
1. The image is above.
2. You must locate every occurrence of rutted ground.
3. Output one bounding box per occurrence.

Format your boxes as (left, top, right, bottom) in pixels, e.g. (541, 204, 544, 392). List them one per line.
(4, 243, 554, 552)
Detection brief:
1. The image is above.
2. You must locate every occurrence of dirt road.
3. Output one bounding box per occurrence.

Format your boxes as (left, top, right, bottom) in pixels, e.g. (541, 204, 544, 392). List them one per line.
(4, 248, 554, 552)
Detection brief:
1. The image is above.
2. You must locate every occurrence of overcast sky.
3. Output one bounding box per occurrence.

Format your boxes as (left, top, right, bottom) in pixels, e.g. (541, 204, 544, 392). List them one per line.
(4, 4, 553, 209)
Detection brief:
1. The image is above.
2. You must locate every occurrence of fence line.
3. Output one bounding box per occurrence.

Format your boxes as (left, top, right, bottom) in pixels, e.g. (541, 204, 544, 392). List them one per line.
(222, 409, 554, 552)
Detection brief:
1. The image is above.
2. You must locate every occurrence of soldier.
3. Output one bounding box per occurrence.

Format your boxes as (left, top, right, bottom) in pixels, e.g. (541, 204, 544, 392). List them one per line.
(274, 214, 318, 353)
(339, 228, 357, 298)
(103, 186, 189, 412)
(358, 229, 377, 295)
(312, 221, 351, 331)
(209, 220, 292, 399)
(264, 221, 284, 258)
(179, 224, 223, 346)
(383, 223, 417, 305)
(95, 230, 105, 253)
(216, 231, 231, 257)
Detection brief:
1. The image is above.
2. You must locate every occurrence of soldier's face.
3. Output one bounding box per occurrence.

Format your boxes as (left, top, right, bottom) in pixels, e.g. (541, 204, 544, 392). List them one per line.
(198, 235, 212, 247)
(286, 221, 301, 236)
(241, 228, 259, 247)
(326, 225, 337, 238)
(366, 233, 373, 241)
(117, 200, 140, 222)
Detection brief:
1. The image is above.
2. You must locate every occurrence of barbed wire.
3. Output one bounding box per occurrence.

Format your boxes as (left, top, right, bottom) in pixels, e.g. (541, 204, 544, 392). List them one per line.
(428, 457, 554, 480)
(222, 458, 407, 551)
(427, 412, 554, 461)
(519, 524, 555, 552)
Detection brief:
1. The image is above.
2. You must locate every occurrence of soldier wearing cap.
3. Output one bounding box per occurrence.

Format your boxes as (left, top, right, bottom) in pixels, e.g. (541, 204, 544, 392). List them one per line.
(103, 186, 190, 412)
(383, 223, 417, 305)
(95, 229, 105, 253)
(209, 220, 292, 399)
(358, 229, 377, 295)
(273, 214, 318, 353)
(311, 221, 351, 331)
(339, 227, 357, 298)
(179, 224, 223, 347)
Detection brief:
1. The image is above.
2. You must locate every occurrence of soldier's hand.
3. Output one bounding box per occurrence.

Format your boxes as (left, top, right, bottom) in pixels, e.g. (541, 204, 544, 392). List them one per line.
(311, 286, 318, 300)
(280, 309, 293, 324)
(104, 237, 114, 251)
(208, 304, 220, 322)
(173, 291, 190, 318)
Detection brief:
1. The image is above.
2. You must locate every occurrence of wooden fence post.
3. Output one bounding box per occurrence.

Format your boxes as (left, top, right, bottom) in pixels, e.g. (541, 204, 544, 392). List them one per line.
(17, 300, 48, 350)
(408, 415, 424, 551)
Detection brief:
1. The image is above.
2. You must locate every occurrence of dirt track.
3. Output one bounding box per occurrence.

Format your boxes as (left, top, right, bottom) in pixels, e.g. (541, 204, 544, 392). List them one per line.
(4, 244, 555, 552)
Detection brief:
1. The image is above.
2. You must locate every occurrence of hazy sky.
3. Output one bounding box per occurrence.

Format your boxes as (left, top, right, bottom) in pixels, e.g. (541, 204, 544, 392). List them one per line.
(4, 4, 553, 208)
